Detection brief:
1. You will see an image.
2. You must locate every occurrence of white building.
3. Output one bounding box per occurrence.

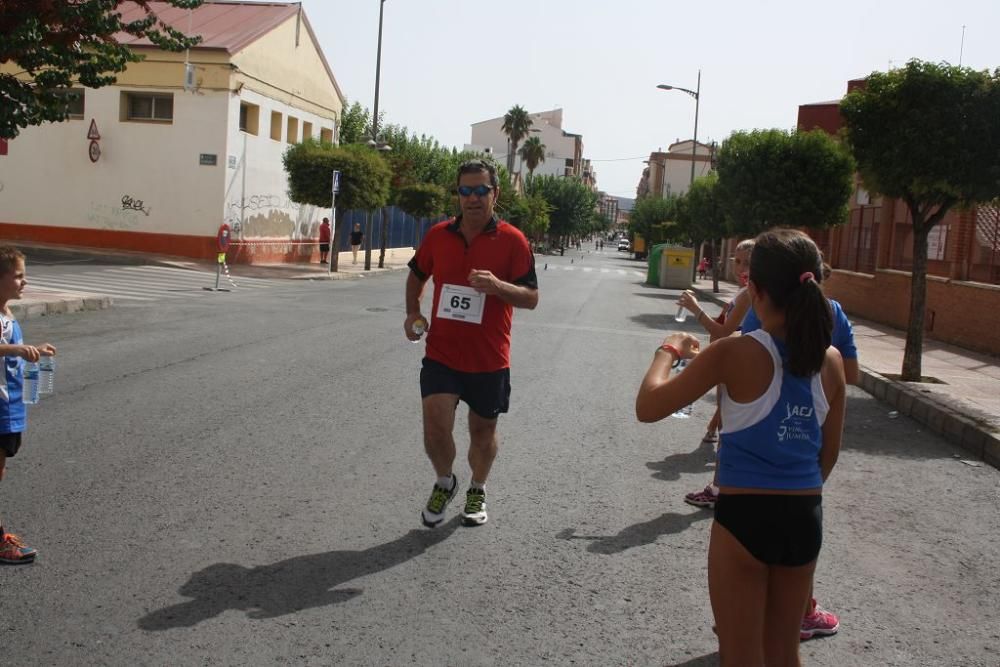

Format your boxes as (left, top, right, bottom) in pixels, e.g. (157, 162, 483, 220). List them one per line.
(465, 109, 595, 186)
(0, 1, 344, 264)
(643, 140, 715, 198)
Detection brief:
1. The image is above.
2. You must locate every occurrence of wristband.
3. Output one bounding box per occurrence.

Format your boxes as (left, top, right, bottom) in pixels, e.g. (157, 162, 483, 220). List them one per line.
(658, 343, 681, 360)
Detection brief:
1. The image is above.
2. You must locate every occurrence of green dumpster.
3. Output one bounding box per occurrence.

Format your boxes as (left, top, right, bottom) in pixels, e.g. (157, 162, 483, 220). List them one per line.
(647, 244, 669, 286)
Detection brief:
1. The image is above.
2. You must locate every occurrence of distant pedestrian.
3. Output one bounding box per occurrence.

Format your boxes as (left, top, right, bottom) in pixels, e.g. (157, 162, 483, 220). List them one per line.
(350, 223, 364, 265)
(318, 218, 331, 264)
(0, 246, 57, 565)
(404, 159, 539, 528)
(698, 257, 709, 280)
(636, 229, 845, 665)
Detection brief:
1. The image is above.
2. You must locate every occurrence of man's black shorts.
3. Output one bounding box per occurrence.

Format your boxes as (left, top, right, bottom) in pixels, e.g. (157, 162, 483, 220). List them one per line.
(0, 432, 23, 458)
(420, 358, 510, 419)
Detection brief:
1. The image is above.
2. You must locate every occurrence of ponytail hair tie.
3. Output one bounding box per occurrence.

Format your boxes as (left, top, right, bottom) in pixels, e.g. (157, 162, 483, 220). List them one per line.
(799, 271, 815, 284)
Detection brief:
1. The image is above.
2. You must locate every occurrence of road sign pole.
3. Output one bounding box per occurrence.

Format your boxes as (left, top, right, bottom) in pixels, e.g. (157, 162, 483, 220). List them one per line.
(329, 170, 340, 274)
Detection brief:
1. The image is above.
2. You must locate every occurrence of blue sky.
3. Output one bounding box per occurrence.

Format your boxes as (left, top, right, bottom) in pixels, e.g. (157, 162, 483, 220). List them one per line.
(304, 0, 999, 199)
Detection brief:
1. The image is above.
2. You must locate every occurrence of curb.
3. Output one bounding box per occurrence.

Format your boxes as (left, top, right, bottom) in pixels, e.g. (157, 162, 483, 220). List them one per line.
(859, 367, 1000, 470)
(10, 296, 113, 321)
(691, 285, 1000, 471)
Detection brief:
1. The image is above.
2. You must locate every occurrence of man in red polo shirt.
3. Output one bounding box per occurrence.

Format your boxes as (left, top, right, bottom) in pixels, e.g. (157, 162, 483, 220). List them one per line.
(404, 159, 539, 528)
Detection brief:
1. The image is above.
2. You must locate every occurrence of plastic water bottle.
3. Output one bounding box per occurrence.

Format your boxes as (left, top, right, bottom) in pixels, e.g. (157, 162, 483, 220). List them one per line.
(670, 360, 693, 418)
(38, 356, 55, 395)
(22, 361, 40, 405)
(411, 318, 427, 344)
(675, 303, 688, 323)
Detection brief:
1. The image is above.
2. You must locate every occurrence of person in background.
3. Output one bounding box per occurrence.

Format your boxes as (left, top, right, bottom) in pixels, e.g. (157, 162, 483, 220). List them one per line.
(350, 223, 364, 265)
(318, 218, 331, 264)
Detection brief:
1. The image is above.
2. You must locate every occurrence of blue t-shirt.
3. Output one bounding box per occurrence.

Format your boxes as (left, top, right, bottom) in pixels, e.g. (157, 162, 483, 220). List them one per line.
(718, 331, 828, 490)
(740, 298, 857, 360)
(1, 313, 27, 434)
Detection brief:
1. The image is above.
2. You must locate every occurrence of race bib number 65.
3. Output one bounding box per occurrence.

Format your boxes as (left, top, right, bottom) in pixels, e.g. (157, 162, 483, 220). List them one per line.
(437, 284, 485, 324)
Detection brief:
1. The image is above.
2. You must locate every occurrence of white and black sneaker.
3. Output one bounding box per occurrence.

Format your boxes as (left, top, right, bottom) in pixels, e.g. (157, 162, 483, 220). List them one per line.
(421, 474, 457, 528)
(461, 488, 488, 527)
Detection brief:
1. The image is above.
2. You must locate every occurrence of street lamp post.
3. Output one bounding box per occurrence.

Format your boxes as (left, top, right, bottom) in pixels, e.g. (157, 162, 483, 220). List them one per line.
(657, 69, 701, 188)
(365, 0, 387, 272)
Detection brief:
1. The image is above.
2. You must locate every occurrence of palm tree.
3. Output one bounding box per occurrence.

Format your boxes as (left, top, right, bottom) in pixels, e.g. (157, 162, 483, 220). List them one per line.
(501, 105, 533, 175)
(519, 136, 546, 179)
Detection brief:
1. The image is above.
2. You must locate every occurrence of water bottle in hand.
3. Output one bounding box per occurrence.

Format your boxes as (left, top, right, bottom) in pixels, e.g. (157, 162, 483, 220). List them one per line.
(39, 356, 55, 394)
(670, 360, 693, 418)
(411, 318, 427, 344)
(675, 303, 688, 323)
(22, 361, 40, 405)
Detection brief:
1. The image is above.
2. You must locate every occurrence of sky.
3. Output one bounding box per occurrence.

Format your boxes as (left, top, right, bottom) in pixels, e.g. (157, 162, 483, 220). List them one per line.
(303, 0, 1000, 199)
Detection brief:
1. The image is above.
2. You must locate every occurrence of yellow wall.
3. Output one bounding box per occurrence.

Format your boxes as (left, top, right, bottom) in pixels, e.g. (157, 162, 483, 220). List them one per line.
(231, 16, 342, 123)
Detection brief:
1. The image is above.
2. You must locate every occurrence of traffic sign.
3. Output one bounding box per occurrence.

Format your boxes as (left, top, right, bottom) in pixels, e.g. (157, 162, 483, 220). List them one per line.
(88, 140, 101, 163)
(332, 170, 341, 194)
(87, 119, 101, 140)
(217, 223, 231, 251)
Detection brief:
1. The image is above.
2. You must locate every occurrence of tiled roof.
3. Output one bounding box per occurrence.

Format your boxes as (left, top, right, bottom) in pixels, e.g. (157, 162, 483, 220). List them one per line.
(113, 1, 300, 53)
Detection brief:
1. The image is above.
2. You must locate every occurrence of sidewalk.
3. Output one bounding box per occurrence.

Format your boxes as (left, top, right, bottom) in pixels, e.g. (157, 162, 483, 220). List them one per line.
(691, 279, 1000, 469)
(11, 244, 414, 321)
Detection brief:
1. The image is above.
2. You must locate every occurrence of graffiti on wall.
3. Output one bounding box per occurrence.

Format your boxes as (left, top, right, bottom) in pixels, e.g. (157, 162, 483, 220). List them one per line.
(121, 195, 151, 216)
(87, 202, 140, 230)
(225, 194, 318, 241)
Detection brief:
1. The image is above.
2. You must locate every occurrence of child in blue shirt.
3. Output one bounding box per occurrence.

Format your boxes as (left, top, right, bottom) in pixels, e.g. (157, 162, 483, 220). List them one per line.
(0, 246, 56, 564)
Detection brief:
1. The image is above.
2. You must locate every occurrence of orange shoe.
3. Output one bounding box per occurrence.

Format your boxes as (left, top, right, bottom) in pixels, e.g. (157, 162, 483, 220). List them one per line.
(0, 532, 38, 564)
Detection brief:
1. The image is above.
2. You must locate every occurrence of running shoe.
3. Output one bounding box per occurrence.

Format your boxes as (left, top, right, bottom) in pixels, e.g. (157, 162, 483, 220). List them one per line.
(461, 488, 488, 527)
(684, 485, 718, 509)
(0, 532, 37, 565)
(421, 474, 457, 528)
(800, 600, 840, 640)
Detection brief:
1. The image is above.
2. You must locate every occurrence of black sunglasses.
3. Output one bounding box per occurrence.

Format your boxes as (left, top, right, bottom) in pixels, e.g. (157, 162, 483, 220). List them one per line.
(457, 184, 493, 198)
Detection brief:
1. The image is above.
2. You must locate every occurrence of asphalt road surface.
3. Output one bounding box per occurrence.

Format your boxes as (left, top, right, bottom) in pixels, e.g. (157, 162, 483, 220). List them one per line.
(3, 249, 998, 666)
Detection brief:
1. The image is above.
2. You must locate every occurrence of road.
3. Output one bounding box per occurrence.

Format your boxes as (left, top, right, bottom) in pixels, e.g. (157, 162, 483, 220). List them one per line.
(2, 248, 998, 666)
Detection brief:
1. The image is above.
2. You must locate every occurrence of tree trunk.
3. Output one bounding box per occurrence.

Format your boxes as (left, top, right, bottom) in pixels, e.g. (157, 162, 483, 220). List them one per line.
(378, 207, 389, 269)
(711, 238, 721, 293)
(902, 222, 931, 381)
(330, 208, 344, 272)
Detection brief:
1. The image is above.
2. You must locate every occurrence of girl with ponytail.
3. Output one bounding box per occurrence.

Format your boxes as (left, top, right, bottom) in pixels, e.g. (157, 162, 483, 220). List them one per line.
(636, 228, 846, 665)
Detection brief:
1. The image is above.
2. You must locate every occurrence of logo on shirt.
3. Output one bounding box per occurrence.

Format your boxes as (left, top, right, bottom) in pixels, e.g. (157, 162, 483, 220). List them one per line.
(777, 403, 814, 443)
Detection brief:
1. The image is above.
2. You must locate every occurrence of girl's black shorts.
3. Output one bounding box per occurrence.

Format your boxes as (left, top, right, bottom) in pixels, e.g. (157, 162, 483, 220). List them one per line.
(714, 493, 822, 567)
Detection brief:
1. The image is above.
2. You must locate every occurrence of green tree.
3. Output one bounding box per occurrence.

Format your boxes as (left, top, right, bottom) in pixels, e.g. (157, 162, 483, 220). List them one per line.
(506, 192, 551, 242)
(283, 140, 391, 272)
(678, 173, 728, 290)
(337, 101, 370, 145)
(501, 105, 533, 175)
(1, 0, 204, 139)
(519, 136, 546, 178)
(396, 183, 449, 219)
(527, 175, 598, 244)
(630, 195, 680, 244)
(841, 60, 1000, 380)
(715, 128, 855, 237)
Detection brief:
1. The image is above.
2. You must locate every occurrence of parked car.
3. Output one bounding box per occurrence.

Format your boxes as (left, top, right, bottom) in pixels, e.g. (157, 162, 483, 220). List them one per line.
(617, 239, 630, 252)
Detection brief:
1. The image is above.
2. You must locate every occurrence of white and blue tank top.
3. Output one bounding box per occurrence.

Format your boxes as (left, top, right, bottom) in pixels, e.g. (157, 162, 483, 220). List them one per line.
(718, 329, 828, 490)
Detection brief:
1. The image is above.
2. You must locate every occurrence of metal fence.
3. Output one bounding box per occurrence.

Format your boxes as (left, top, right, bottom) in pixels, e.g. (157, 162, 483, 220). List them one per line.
(335, 206, 449, 252)
(972, 201, 1000, 284)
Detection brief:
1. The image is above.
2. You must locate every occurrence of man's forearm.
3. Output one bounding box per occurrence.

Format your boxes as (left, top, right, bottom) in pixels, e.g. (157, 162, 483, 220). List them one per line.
(406, 272, 426, 314)
(496, 281, 538, 309)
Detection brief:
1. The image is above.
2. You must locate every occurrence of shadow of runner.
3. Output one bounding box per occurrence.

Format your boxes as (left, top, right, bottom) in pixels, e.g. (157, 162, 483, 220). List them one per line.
(138, 518, 461, 630)
(646, 438, 717, 482)
(556, 511, 711, 555)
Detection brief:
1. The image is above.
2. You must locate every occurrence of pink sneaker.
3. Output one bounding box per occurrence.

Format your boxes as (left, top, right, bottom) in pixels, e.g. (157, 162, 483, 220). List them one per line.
(801, 600, 839, 640)
(684, 485, 718, 509)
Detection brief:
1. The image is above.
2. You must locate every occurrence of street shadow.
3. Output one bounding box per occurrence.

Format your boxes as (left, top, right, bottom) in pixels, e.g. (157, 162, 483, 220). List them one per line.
(556, 510, 711, 555)
(666, 653, 720, 666)
(646, 438, 717, 482)
(138, 518, 461, 630)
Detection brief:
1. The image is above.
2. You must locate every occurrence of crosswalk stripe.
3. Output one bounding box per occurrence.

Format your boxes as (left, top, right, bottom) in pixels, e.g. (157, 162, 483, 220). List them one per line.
(124, 265, 282, 286)
(27, 277, 170, 300)
(617, 269, 626, 275)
